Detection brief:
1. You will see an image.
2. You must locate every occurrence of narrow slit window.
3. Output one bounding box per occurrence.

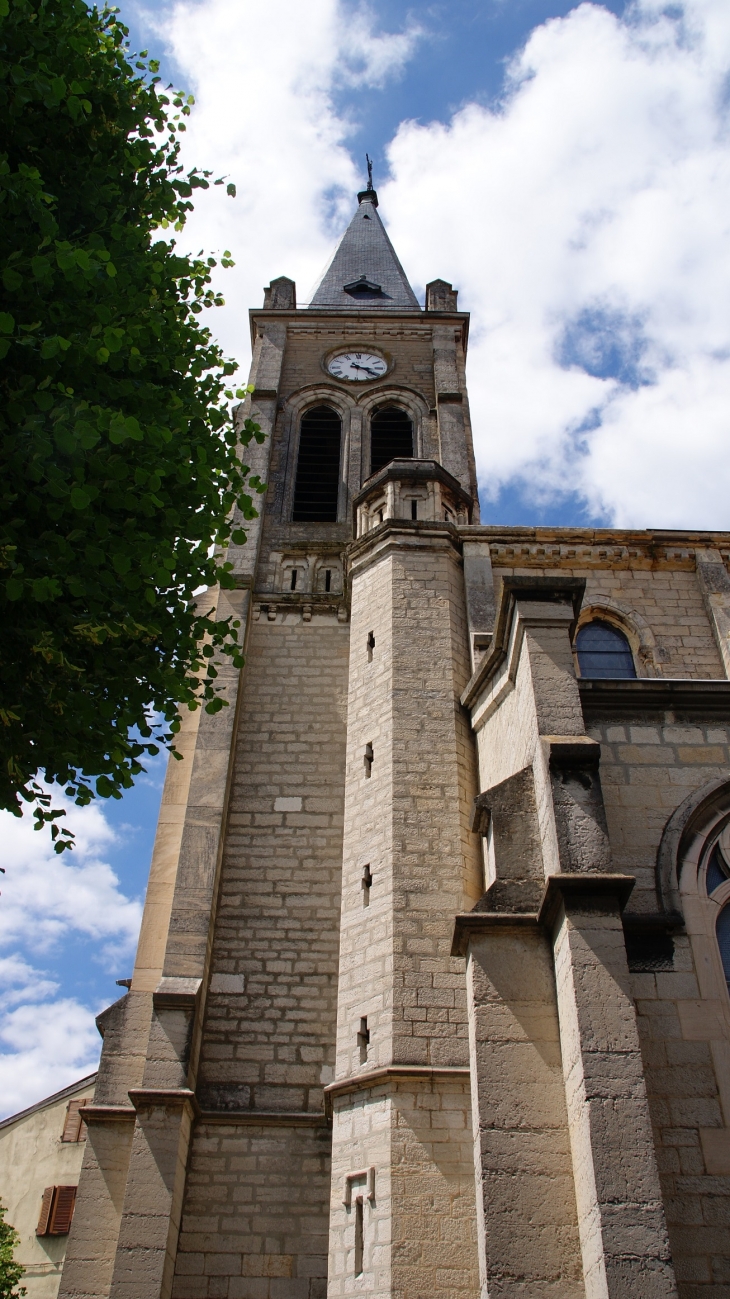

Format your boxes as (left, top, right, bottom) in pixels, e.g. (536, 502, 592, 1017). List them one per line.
(575, 620, 636, 679)
(411, 500, 418, 520)
(325, 569, 332, 592)
(370, 406, 413, 476)
(357, 1016, 370, 1061)
(355, 1196, 364, 1276)
(362, 864, 372, 906)
(293, 406, 342, 522)
(290, 570, 298, 590)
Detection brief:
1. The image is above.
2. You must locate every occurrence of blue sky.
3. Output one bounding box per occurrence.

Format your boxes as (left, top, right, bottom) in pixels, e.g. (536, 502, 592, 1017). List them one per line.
(4, 0, 730, 1115)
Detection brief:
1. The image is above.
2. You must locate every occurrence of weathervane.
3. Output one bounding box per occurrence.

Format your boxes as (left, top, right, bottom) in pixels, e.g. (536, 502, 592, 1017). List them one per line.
(366, 154, 374, 191)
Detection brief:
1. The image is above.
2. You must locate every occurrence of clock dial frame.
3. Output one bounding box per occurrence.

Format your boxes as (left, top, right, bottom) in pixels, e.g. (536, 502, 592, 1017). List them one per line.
(327, 351, 389, 382)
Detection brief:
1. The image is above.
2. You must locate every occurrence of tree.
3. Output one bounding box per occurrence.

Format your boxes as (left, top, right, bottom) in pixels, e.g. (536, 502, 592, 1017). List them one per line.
(0, 1202, 25, 1299)
(0, 0, 264, 848)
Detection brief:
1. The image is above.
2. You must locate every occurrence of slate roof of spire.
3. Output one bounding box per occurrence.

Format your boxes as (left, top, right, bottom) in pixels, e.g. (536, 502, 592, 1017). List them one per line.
(309, 190, 421, 311)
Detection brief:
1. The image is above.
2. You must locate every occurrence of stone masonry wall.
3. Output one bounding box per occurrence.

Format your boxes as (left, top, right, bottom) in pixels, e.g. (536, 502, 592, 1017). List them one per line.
(327, 526, 481, 1299)
(172, 612, 350, 1298)
(488, 551, 725, 678)
(588, 714, 730, 1295)
(589, 719, 730, 911)
(279, 323, 437, 414)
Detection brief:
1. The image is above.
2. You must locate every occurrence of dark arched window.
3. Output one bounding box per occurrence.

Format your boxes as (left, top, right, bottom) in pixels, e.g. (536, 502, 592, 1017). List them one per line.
(370, 406, 413, 476)
(575, 620, 636, 679)
(292, 406, 341, 522)
(717, 906, 730, 992)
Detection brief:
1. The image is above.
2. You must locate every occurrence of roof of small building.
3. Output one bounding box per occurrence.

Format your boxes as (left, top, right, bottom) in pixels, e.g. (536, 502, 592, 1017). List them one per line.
(0, 1072, 97, 1132)
(309, 190, 420, 311)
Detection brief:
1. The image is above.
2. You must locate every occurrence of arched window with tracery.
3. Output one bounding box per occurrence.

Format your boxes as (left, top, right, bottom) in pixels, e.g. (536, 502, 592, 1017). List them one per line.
(705, 825, 730, 991)
(292, 406, 342, 522)
(370, 406, 413, 476)
(575, 619, 637, 679)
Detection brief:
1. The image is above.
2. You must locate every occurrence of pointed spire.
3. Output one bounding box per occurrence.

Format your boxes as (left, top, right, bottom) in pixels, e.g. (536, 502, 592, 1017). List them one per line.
(309, 178, 420, 311)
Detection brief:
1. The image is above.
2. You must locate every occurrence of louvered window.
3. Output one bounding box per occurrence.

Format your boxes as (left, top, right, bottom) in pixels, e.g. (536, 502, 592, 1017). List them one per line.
(292, 406, 341, 522)
(370, 407, 413, 476)
(61, 1099, 87, 1142)
(37, 1185, 77, 1236)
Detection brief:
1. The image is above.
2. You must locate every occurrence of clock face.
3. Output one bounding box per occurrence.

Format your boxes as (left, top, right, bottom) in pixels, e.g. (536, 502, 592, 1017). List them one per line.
(328, 351, 388, 382)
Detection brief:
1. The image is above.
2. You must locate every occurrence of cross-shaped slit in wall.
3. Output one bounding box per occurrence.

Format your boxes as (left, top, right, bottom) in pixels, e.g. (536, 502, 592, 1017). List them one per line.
(367, 631, 375, 661)
(362, 864, 372, 906)
(364, 743, 373, 777)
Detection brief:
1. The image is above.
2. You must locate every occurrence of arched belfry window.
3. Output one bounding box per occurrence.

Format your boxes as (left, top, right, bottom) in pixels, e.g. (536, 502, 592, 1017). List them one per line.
(575, 620, 636, 679)
(370, 406, 413, 477)
(292, 406, 341, 522)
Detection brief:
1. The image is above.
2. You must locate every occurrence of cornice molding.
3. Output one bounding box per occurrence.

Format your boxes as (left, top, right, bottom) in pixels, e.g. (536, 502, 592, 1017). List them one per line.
(579, 678, 730, 717)
(324, 1065, 471, 1117)
(347, 519, 462, 580)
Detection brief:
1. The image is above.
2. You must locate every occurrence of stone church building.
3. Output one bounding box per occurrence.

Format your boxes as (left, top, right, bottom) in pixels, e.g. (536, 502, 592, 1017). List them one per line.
(60, 182, 730, 1299)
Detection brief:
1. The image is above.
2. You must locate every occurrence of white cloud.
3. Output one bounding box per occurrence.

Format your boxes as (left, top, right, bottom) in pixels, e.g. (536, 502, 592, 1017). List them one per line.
(0, 954, 57, 1008)
(0, 796, 142, 1118)
(380, 0, 730, 526)
(135, 0, 422, 357)
(0, 794, 142, 964)
(0, 1000, 100, 1119)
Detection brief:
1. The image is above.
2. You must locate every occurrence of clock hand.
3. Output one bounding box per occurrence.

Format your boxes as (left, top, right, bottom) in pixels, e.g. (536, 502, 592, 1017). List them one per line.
(352, 363, 378, 377)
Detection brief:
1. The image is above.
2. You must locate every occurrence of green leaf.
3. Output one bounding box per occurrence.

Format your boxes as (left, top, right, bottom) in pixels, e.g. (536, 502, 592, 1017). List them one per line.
(226, 183, 236, 197)
(31, 577, 62, 601)
(0, 0, 261, 848)
(0, 311, 14, 334)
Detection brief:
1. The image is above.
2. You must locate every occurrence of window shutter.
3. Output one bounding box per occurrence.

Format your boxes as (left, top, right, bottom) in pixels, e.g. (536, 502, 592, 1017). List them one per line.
(36, 1187, 55, 1236)
(61, 1099, 86, 1142)
(48, 1186, 77, 1235)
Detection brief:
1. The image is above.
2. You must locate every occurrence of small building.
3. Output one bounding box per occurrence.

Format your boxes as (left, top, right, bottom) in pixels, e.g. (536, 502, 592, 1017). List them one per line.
(0, 1074, 96, 1299)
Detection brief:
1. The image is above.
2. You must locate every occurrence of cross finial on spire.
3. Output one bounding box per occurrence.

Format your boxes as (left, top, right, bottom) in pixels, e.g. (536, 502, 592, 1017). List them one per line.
(357, 157, 378, 208)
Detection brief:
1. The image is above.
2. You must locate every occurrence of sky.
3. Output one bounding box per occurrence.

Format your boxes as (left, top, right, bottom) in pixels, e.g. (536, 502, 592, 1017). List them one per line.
(4, 0, 730, 1116)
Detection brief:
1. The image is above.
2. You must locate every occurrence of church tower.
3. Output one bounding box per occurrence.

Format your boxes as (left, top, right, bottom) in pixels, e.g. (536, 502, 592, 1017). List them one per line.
(59, 179, 484, 1299)
(60, 176, 730, 1299)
